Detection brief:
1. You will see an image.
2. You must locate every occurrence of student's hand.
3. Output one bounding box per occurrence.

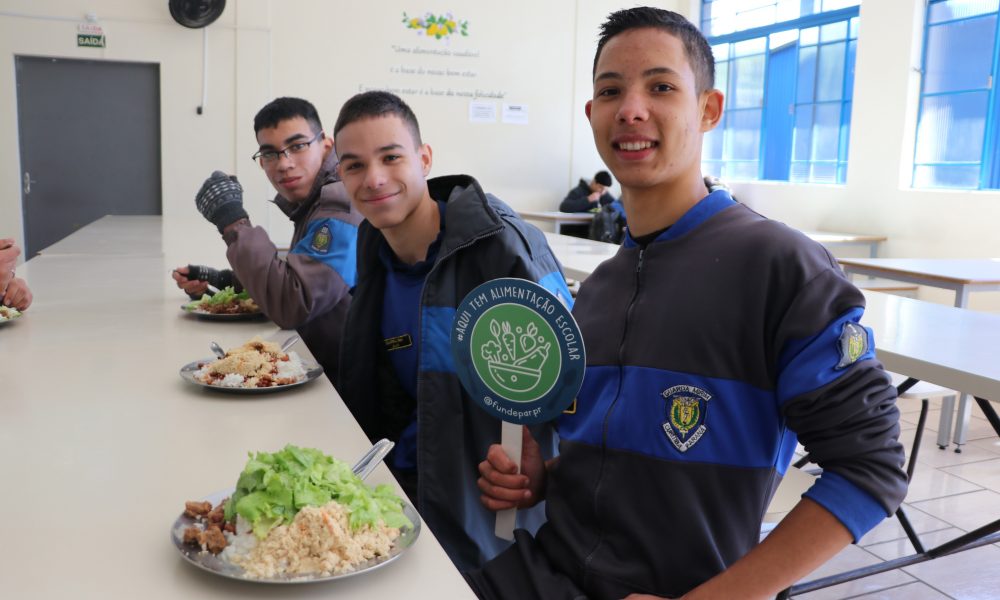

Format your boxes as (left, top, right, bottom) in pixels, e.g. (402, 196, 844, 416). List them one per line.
(587, 191, 601, 203)
(477, 426, 547, 510)
(1, 277, 32, 310)
(194, 171, 249, 233)
(1, 239, 20, 293)
(172, 266, 210, 297)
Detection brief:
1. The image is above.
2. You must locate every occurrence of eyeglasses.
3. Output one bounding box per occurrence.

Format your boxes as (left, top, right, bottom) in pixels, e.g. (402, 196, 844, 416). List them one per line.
(252, 132, 323, 166)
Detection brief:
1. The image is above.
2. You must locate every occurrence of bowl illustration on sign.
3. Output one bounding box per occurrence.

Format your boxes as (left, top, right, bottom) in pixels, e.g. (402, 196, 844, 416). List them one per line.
(478, 318, 551, 395)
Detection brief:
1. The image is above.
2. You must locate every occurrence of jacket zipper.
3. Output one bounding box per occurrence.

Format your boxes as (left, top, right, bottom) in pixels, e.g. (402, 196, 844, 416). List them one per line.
(411, 223, 504, 508)
(583, 246, 645, 573)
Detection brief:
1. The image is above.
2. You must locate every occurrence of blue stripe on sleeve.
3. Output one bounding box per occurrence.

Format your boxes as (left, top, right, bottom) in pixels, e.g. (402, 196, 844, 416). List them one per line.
(776, 307, 875, 407)
(537, 271, 574, 309)
(421, 306, 457, 374)
(290, 218, 359, 287)
(804, 470, 890, 541)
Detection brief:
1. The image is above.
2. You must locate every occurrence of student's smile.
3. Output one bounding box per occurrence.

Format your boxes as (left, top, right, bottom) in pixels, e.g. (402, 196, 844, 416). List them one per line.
(611, 134, 659, 161)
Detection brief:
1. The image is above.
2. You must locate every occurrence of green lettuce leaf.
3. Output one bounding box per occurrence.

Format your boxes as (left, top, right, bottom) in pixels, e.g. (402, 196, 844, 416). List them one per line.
(224, 444, 412, 539)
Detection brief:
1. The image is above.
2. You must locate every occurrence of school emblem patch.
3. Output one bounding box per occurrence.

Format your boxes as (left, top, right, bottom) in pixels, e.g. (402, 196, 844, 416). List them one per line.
(661, 385, 711, 452)
(310, 224, 332, 253)
(836, 322, 869, 369)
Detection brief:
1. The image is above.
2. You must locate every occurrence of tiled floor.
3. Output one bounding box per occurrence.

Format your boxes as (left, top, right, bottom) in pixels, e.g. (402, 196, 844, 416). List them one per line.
(772, 396, 1000, 599)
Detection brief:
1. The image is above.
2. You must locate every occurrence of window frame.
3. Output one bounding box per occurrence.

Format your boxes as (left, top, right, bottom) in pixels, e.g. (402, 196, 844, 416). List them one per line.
(912, 0, 1000, 190)
(702, 5, 860, 184)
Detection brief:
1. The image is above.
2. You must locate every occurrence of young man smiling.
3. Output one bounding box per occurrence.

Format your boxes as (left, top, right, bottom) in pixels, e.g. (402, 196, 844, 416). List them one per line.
(469, 8, 906, 600)
(332, 91, 572, 572)
(173, 97, 361, 380)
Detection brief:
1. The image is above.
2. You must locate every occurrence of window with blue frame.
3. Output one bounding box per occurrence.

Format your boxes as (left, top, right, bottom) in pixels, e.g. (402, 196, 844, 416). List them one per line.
(913, 0, 1000, 189)
(701, 1, 859, 184)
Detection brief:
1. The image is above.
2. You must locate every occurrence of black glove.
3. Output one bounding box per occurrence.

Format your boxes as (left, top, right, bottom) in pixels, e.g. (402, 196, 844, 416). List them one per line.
(185, 265, 236, 292)
(195, 171, 249, 233)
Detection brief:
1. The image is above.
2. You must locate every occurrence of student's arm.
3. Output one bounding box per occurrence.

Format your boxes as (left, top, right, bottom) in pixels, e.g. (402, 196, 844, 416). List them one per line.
(558, 183, 593, 213)
(622, 499, 851, 600)
(223, 183, 360, 330)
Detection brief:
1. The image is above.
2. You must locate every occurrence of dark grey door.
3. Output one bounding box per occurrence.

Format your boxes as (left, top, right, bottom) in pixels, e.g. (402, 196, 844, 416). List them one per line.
(15, 56, 162, 256)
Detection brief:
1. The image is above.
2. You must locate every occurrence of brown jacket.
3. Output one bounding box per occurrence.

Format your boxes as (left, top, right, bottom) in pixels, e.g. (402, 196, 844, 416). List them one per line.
(223, 153, 361, 381)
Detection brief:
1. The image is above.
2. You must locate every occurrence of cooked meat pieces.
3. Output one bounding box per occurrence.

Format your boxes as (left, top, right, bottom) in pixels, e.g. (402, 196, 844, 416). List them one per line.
(206, 502, 226, 525)
(203, 525, 227, 554)
(183, 526, 202, 546)
(184, 500, 212, 518)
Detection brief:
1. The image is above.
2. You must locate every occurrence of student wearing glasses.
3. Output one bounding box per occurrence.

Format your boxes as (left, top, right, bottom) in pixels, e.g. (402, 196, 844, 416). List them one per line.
(172, 97, 361, 380)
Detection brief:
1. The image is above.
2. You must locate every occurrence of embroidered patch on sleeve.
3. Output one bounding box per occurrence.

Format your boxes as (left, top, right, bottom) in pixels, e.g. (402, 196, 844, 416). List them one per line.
(836, 322, 869, 369)
(310, 224, 332, 253)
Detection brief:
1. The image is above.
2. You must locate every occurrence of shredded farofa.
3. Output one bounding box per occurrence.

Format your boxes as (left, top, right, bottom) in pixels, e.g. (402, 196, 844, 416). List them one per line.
(231, 501, 400, 578)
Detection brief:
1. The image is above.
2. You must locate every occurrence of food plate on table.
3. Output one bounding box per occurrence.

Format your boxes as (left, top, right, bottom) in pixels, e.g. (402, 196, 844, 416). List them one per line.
(171, 445, 420, 584)
(0, 305, 22, 326)
(181, 286, 266, 321)
(179, 336, 323, 393)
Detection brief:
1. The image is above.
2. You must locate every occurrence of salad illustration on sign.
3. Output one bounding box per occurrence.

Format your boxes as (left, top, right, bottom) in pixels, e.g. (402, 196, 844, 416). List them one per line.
(472, 306, 557, 399)
(402, 11, 468, 40)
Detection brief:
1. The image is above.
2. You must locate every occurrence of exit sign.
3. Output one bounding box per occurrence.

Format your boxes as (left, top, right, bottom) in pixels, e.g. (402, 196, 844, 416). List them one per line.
(77, 34, 106, 48)
(77, 20, 105, 48)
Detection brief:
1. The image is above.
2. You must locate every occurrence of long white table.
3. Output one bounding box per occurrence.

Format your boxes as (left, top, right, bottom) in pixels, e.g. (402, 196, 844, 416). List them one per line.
(521, 210, 595, 235)
(0, 217, 474, 599)
(801, 230, 886, 258)
(543, 232, 619, 282)
(840, 257, 1000, 449)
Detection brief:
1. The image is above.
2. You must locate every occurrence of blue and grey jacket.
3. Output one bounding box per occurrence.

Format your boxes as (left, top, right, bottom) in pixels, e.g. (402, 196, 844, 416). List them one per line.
(223, 151, 361, 382)
(535, 190, 907, 598)
(338, 174, 573, 571)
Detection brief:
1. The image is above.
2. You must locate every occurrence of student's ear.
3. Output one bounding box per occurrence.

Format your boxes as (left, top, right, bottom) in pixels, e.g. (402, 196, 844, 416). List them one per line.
(585, 100, 593, 121)
(700, 89, 724, 132)
(420, 143, 433, 177)
(321, 130, 334, 152)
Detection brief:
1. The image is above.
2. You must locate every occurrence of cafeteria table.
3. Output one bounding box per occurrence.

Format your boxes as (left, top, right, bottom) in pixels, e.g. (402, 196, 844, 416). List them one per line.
(519, 210, 595, 235)
(800, 230, 886, 258)
(839, 257, 1000, 450)
(781, 291, 1000, 596)
(0, 216, 475, 599)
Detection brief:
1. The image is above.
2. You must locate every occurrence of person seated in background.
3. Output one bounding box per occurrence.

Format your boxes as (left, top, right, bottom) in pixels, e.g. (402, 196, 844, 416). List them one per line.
(172, 97, 361, 381)
(558, 170, 616, 213)
(1, 239, 33, 311)
(468, 7, 906, 600)
(332, 91, 572, 572)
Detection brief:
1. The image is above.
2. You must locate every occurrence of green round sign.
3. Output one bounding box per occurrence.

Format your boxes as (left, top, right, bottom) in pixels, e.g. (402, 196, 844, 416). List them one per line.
(452, 278, 585, 425)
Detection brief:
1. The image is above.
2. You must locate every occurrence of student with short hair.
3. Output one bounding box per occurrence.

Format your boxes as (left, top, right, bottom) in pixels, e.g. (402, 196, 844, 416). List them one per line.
(559, 170, 616, 213)
(332, 90, 572, 572)
(173, 97, 361, 380)
(469, 8, 907, 600)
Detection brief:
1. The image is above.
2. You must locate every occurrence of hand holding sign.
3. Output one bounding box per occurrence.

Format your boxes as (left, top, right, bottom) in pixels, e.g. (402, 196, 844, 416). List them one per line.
(452, 278, 584, 540)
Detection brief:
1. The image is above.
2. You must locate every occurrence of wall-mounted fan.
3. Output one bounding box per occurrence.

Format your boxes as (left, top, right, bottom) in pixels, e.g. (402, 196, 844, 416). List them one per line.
(168, 0, 226, 29)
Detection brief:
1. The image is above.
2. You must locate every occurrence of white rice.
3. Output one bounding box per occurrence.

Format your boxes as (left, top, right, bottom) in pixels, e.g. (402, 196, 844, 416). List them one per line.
(194, 348, 307, 388)
(276, 351, 307, 380)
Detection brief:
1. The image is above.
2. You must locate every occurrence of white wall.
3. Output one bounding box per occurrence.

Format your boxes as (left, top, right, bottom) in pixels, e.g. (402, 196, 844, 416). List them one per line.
(0, 0, 664, 251)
